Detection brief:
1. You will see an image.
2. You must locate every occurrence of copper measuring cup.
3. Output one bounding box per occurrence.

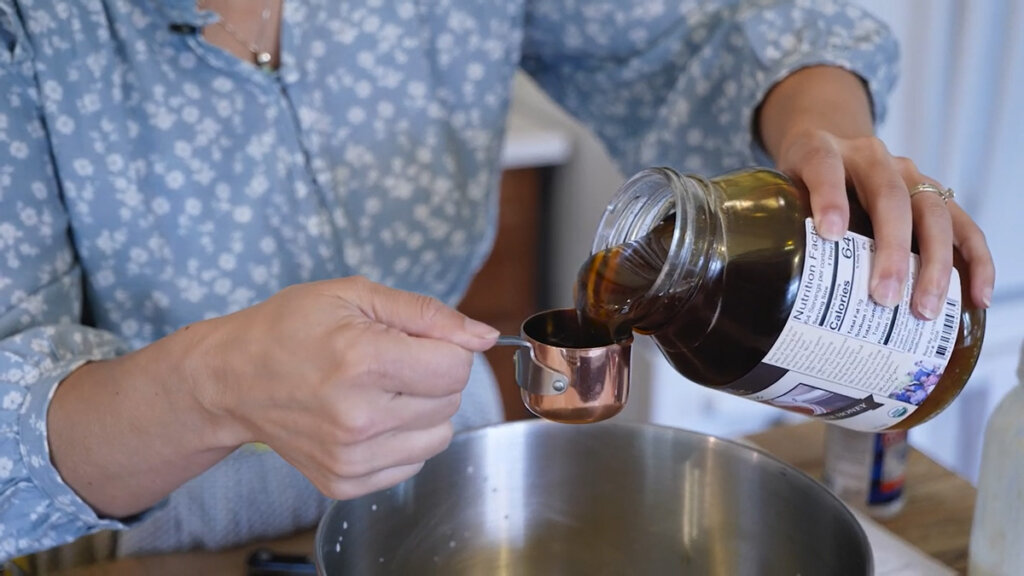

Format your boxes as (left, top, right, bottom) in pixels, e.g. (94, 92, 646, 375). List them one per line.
(496, 308, 632, 424)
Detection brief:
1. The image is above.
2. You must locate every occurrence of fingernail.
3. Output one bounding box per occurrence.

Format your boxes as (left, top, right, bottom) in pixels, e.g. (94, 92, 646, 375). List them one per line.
(917, 294, 940, 320)
(872, 278, 901, 307)
(981, 287, 993, 308)
(816, 213, 845, 241)
(464, 317, 499, 340)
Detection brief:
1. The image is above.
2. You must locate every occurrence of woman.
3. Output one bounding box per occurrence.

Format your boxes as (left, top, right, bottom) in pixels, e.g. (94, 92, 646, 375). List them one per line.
(0, 0, 994, 560)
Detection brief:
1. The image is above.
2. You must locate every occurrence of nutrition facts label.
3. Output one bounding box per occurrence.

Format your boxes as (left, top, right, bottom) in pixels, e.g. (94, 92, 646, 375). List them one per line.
(750, 220, 961, 431)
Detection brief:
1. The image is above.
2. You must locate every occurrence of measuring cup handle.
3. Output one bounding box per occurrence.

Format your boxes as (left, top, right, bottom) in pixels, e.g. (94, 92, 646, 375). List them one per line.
(493, 335, 569, 396)
(496, 335, 531, 348)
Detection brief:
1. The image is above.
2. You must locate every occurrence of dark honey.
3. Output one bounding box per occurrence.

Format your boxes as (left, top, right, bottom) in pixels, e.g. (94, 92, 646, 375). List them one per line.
(575, 167, 984, 431)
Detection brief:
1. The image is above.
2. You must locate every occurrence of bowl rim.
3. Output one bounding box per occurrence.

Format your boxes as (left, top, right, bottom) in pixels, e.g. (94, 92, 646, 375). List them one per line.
(314, 419, 873, 574)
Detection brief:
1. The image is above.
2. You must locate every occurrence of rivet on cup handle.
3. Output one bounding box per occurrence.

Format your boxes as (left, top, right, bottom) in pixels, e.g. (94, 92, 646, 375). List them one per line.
(494, 334, 570, 395)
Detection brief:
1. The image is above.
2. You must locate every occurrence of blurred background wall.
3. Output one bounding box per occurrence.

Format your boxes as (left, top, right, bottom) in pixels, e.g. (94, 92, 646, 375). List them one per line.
(509, 0, 1024, 482)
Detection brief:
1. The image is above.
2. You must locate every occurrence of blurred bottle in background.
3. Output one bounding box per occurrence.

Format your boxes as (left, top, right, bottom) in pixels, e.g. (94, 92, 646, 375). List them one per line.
(969, 338, 1024, 575)
(823, 426, 909, 519)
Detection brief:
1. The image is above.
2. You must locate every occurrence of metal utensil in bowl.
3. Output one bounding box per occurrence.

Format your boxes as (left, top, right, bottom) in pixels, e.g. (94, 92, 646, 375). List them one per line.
(315, 420, 872, 575)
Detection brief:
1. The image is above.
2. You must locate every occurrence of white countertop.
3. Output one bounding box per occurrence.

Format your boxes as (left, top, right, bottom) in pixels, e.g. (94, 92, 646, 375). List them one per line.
(851, 508, 956, 575)
(499, 109, 573, 170)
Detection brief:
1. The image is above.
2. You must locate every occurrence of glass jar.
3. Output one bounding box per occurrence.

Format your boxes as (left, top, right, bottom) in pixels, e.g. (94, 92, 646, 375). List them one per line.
(576, 167, 985, 431)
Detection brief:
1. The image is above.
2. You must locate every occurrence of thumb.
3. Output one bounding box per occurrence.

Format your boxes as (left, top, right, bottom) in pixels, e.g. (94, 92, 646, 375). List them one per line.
(348, 278, 499, 351)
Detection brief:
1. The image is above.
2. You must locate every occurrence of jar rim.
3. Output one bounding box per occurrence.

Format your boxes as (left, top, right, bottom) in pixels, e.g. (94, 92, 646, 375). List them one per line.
(591, 167, 712, 318)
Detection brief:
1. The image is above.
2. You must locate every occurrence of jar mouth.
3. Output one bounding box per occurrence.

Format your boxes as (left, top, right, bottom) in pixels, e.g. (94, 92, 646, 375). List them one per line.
(592, 167, 708, 309)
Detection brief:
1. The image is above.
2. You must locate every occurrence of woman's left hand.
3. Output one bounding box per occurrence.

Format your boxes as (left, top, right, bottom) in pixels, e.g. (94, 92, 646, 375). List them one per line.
(759, 67, 995, 319)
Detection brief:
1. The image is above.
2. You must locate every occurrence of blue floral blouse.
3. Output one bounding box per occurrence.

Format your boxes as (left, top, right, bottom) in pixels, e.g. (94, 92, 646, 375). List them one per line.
(0, 0, 897, 559)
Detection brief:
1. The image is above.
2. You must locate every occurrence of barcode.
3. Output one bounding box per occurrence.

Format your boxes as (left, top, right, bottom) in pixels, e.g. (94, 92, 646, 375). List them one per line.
(935, 298, 958, 359)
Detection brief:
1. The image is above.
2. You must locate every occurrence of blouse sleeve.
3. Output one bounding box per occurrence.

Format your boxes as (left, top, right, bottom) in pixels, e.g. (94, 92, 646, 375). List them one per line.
(0, 7, 132, 561)
(520, 0, 899, 176)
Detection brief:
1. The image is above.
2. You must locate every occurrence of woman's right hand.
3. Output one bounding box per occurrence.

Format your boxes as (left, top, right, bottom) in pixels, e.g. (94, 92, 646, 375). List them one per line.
(189, 276, 499, 500)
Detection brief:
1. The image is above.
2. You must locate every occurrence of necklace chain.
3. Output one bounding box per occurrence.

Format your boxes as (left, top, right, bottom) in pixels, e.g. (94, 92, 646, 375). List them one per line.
(198, 0, 276, 70)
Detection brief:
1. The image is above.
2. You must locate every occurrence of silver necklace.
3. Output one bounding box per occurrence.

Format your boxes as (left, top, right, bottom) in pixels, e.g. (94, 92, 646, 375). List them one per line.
(199, 0, 276, 71)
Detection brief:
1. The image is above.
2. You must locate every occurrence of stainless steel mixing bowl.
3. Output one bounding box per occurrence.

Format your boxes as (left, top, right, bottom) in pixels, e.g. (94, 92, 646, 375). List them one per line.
(315, 420, 871, 575)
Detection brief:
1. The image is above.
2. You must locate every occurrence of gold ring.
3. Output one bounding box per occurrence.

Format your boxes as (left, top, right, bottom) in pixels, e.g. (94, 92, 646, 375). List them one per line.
(910, 183, 955, 204)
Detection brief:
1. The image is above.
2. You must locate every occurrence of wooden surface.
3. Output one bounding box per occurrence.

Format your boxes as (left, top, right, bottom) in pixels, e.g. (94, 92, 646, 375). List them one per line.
(749, 421, 975, 574)
(52, 530, 314, 576)
(52, 420, 975, 575)
(458, 167, 543, 422)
